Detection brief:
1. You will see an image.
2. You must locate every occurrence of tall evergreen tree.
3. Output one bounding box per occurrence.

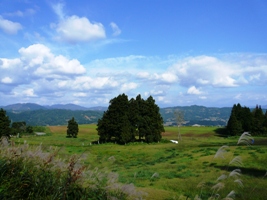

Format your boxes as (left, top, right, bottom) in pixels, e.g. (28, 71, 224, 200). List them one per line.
(240, 106, 252, 132)
(0, 108, 11, 138)
(135, 94, 146, 140)
(67, 117, 79, 138)
(144, 96, 164, 142)
(227, 103, 266, 136)
(97, 93, 135, 144)
(227, 105, 243, 136)
(97, 112, 112, 142)
(263, 111, 267, 135)
(251, 105, 264, 135)
(11, 121, 26, 135)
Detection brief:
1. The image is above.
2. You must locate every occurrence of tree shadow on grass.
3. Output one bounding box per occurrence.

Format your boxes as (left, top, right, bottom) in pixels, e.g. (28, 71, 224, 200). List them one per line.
(214, 128, 228, 138)
(214, 165, 266, 177)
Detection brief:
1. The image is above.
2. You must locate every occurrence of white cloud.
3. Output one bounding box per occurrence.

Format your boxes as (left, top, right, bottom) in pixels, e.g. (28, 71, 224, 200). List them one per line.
(110, 22, 121, 36)
(53, 15, 106, 43)
(0, 43, 86, 94)
(18, 44, 86, 76)
(249, 73, 260, 81)
(137, 71, 150, 79)
(52, 3, 65, 20)
(1, 77, 12, 84)
(170, 55, 242, 87)
(199, 96, 207, 99)
(4, 9, 36, 17)
(120, 82, 138, 92)
(22, 88, 36, 97)
(1, 52, 267, 107)
(72, 76, 119, 90)
(161, 72, 178, 83)
(0, 58, 22, 69)
(73, 92, 87, 97)
(0, 16, 22, 34)
(137, 72, 178, 84)
(149, 90, 166, 96)
(187, 86, 202, 95)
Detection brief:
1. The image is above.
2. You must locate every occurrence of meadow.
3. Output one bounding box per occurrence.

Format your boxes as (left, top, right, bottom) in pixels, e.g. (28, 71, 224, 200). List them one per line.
(11, 125, 267, 199)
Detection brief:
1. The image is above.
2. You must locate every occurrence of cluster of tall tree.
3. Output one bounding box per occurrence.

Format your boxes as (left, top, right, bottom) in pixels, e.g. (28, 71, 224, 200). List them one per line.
(227, 104, 267, 136)
(11, 121, 33, 135)
(97, 94, 165, 144)
(0, 108, 34, 138)
(0, 108, 11, 138)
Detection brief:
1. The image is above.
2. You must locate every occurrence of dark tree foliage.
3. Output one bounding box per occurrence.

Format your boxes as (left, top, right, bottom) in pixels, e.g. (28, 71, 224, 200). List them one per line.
(11, 121, 34, 135)
(251, 105, 265, 135)
(97, 94, 165, 144)
(227, 113, 242, 136)
(227, 104, 267, 136)
(0, 108, 11, 138)
(67, 117, 79, 138)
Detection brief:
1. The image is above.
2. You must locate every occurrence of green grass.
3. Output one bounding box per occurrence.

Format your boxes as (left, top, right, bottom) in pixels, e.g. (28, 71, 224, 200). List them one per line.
(10, 125, 267, 199)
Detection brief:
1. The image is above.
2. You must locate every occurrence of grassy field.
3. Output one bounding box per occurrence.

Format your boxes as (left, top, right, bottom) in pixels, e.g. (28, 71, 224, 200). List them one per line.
(12, 125, 267, 199)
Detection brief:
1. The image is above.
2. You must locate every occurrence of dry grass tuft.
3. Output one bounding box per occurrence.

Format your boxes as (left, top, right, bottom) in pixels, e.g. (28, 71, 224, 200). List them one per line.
(229, 156, 243, 167)
(237, 132, 253, 146)
(214, 145, 229, 159)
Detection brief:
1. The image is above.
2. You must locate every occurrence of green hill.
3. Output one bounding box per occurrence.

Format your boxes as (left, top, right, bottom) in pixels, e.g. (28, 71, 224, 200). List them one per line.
(3, 104, 233, 126)
(7, 109, 103, 126)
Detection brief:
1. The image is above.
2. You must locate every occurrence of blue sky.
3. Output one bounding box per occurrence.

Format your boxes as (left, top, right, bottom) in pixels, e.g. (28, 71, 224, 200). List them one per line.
(0, 0, 267, 108)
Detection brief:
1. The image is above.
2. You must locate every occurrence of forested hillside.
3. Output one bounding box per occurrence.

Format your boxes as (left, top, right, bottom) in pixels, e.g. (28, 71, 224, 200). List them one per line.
(6, 109, 103, 126)
(160, 105, 232, 126)
(4, 103, 266, 127)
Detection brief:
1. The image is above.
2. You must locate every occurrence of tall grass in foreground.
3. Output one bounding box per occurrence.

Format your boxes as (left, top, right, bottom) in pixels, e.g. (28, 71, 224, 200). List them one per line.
(195, 132, 266, 200)
(0, 137, 144, 200)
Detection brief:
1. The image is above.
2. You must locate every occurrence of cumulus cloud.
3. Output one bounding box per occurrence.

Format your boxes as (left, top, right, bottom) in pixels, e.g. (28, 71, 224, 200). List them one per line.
(187, 86, 202, 95)
(0, 16, 22, 34)
(53, 15, 106, 43)
(18, 44, 86, 76)
(51, 3, 106, 43)
(137, 72, 178, 84)
(110, 22, 121, 36)
(120, 82, 138, 92)
(170, 56, 241, 87)
(22, 88, 36, 97)
(1, 52, 267, 107)
(0, 43, 86, 94)
(1, 77, 13, 84)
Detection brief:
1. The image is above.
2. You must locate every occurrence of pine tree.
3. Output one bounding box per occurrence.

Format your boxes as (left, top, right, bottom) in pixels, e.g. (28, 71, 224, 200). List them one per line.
(263, 111, 267, 135)
(227, 106, 242, 136)
(135, 94, 146, 141)
(97, 93, 135, 144)
(251, 105, 264, 135)
(0, 108, 11, 138)
(143, 96, 164, 142)
(240, 106, 252, 132)
(67, 117, 79, 138)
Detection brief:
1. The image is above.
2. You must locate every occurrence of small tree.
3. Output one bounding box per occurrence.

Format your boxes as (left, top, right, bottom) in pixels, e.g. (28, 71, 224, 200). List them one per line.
(0, 108, 11, 138)
(67, 117, 79, 138)
(174, 110, 184, 140)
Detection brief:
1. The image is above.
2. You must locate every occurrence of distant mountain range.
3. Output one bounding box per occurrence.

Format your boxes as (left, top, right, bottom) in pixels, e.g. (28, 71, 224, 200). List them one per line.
(1, 103, 266, 127)
(1, 103, 107, 112)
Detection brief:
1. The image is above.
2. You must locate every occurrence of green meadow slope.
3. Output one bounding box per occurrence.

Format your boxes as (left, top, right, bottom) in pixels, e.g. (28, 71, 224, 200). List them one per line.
(9, 125, 267, 199)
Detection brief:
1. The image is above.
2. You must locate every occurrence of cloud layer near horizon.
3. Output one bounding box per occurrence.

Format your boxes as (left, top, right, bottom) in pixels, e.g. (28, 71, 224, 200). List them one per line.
(1, 43, 266, 107)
